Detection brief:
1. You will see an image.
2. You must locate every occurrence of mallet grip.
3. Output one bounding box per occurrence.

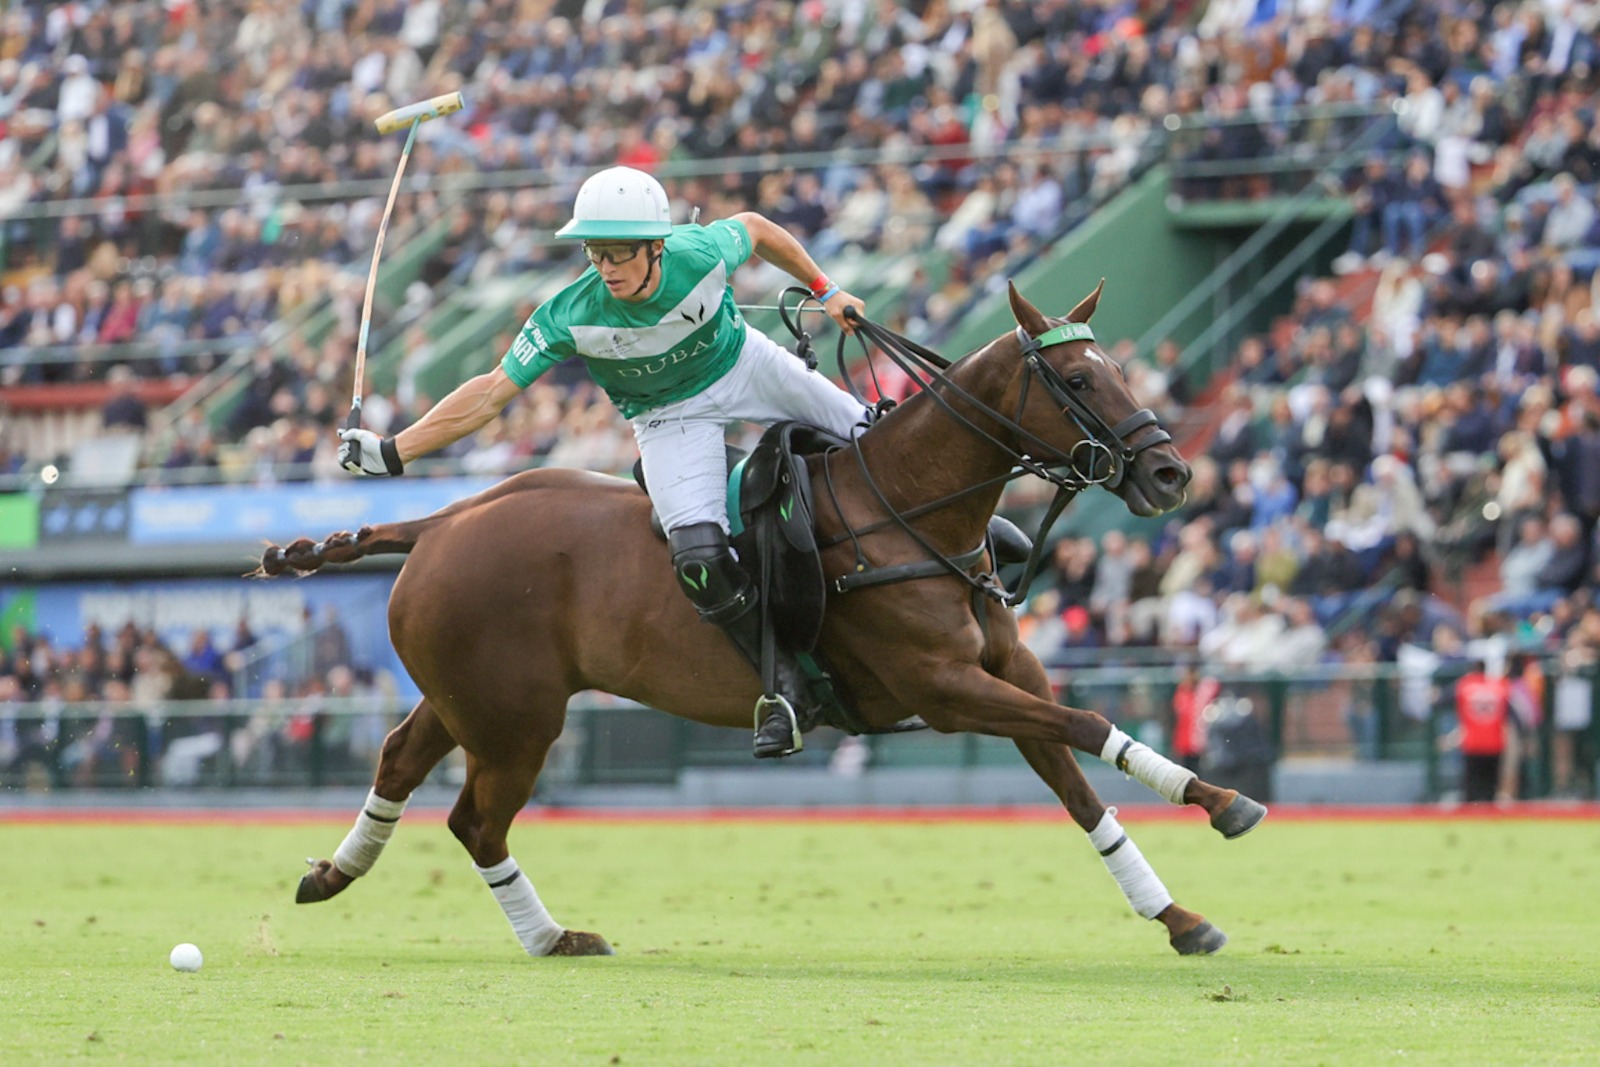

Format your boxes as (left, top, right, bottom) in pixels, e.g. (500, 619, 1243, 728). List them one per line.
(374, 91, 465, 134)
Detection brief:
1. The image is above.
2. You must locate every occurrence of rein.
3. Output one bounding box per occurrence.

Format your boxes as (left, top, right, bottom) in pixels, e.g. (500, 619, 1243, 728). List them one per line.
(779, 292, 1170, 607)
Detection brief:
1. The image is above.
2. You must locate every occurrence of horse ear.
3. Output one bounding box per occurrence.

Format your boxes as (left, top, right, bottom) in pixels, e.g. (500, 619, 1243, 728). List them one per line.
(1008, 281, 1050, 337)
(1067, 279, 1106, 324)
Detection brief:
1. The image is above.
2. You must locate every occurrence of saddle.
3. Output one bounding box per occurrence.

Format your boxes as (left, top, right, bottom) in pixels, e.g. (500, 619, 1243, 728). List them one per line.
(637, 421, 1033, 736)
(638, 423, 839, 654)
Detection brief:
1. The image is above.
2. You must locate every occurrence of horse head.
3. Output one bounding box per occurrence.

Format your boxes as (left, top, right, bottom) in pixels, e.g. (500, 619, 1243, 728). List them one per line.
(1006, 281, 1191, 517)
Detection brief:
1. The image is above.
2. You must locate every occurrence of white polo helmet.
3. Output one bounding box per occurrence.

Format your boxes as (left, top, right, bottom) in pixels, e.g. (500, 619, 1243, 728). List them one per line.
(555, 166, 673, 240)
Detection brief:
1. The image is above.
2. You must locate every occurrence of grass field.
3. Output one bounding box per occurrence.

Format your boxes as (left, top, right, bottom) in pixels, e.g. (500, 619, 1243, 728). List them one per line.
(5, 811, 1598, 1065)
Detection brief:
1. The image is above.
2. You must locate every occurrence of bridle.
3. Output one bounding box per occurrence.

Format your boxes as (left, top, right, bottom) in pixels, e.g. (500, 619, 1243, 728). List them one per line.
(779, 290, 1174, 605)
(1010, 321, 1172, 491)
(828, 301, 1173, 494)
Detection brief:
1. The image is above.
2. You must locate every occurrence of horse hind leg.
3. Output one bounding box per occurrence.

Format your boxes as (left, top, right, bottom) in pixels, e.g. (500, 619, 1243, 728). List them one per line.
(296, 700, 457, 904)
(448, 740, 614, 958)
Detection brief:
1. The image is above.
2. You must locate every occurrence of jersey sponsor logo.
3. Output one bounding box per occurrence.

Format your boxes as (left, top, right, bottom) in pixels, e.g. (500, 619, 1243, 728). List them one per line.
(615, 333, 716, 378)
(510, 328, 549, 365)
(606, 330, 640, 358)
(569, 264, 729, 360)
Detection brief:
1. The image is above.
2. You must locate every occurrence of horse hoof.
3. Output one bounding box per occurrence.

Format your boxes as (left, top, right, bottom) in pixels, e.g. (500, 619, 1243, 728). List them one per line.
(1210, 792, 1268, 840)
(1171, 920, 1228, 956)
(295, 859, 352, 904)
(546, 930, 615, 957)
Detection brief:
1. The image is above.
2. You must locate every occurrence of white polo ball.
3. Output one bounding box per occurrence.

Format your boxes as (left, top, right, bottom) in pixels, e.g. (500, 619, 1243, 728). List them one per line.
(169, 943, 203, 972)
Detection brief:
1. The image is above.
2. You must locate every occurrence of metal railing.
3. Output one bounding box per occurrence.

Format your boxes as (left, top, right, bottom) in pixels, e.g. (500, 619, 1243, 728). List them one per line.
(0, 335, 259, 371)
(3, 662, 1593, 801)
(1164, 101, 1400, 202)
(1169, 206, 1352, 381)
(1, 131, 1165, 227)
(1134, 103, 1402, 370)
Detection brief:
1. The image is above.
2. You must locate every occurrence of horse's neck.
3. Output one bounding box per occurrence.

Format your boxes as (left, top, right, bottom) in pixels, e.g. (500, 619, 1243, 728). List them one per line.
(848, 340, 1021, 553)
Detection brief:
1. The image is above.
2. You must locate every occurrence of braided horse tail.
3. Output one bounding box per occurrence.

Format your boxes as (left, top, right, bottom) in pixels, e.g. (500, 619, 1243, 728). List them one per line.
(253, 470, 566, 578)
(253, 518, 438, 578)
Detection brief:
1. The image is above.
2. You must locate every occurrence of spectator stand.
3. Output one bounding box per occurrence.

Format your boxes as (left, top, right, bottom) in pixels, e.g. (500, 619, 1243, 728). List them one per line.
(1, 180, 466, 490)
(987, 5, 1600, 804)
(1, 0, 1285, 492)
(6, 1, 1600, 803)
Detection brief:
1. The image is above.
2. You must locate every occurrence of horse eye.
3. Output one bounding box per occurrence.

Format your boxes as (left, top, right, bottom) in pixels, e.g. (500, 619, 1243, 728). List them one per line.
(1067, 374, 1090, 391)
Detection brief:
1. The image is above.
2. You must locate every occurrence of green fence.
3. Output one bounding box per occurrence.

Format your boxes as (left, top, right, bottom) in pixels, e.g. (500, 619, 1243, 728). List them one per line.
(4, 663, 1595, 801)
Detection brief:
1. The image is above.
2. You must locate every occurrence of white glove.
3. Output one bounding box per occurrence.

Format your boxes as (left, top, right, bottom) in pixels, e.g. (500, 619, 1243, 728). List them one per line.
(338, 428, 404, 476)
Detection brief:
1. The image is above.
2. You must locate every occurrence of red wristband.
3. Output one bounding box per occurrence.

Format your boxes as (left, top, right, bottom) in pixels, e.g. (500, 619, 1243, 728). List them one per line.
(808, 274, 832, 297)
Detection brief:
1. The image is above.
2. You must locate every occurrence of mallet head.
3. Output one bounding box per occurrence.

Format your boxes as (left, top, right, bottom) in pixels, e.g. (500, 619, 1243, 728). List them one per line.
(374, 91, 466, 134)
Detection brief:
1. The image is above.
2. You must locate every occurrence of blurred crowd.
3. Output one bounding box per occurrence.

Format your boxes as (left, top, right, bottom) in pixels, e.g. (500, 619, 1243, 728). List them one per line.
(1, 0, 1184, 481)
(997, 0, 1600, 796)
(3, 1, 1600, 791)
(0, 612, 396, 789)
(16, 0, 1586, 483)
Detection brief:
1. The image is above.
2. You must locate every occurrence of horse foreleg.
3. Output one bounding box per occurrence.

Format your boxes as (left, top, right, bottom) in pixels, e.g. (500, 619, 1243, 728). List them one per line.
(447, 743, 613, 958)
(998, 651, 1225, 954)
(296, 699, 457, 904)
(915, 662, 1266, 837)
(1015, 738, 1226, 954)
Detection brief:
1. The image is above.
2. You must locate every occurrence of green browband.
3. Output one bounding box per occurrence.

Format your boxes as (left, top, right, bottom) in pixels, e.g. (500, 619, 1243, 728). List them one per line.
(1034, 322, 1096, 347)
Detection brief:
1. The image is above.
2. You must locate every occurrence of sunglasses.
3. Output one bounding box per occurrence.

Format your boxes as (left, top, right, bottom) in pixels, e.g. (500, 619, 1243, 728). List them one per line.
(582, 241, 647, 266)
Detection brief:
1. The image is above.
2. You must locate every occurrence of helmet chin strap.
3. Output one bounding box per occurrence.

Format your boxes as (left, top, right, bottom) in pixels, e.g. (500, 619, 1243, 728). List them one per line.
(628, 244, 662, 298)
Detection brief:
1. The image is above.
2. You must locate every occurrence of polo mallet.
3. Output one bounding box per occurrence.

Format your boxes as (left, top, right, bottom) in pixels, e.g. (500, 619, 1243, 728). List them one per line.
(347, 91, 466, 431)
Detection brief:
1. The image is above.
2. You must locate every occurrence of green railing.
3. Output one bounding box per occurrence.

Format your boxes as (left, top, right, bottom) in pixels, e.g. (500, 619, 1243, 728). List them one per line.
(1134, 105, 1399, 376)
(1163, 101, 1401, 202)
(5, 663, 1593, 801)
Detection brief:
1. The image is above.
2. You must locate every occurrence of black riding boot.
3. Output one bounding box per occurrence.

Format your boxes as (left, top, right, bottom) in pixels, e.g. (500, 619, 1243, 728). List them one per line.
(670, 522, 808, 758)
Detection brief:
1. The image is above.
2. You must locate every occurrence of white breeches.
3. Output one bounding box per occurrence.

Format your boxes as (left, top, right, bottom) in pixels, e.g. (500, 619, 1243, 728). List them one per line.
(633, 327, 870, 534)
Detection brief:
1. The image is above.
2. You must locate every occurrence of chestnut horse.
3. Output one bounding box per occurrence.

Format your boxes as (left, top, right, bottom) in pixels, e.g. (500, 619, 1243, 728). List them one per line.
(266, 282, 1265, 958)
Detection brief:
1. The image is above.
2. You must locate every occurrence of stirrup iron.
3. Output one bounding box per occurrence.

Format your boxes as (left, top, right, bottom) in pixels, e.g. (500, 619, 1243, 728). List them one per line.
(753, 693, 803, 758)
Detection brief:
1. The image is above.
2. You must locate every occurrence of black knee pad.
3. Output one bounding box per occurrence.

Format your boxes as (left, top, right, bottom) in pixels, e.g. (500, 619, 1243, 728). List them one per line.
(668, 522, 752, 621)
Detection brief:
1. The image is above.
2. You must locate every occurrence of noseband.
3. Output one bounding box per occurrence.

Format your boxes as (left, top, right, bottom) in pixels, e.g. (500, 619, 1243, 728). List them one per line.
(1013, 322, 1172, 490)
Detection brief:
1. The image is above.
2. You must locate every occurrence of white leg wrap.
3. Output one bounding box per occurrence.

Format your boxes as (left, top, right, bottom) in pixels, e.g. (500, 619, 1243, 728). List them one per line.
(331, 789, 408, 878)
(1088, 808, 1173, 920)
(1100, 726, 1196, 805)
(476, 857, 565, 956)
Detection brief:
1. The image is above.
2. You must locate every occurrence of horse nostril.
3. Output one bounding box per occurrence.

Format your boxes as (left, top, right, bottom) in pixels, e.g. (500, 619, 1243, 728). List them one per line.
(1153, 462, 1191, 490)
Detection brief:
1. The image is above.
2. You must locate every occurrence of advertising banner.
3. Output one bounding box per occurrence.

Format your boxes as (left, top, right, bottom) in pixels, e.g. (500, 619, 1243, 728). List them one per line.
(0, 493, 40, 550)
(0, 573, 416, 698)
(38, 490, 130, 544)
(126, 477, 500, 546)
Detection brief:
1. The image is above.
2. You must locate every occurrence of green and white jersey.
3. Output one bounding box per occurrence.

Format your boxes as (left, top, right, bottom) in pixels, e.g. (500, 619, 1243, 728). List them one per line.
(500, 219, 754, 418)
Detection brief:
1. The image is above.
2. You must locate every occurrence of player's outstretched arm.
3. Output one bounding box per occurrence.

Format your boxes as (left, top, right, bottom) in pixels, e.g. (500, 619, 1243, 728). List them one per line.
(340, 365, 524, 476)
